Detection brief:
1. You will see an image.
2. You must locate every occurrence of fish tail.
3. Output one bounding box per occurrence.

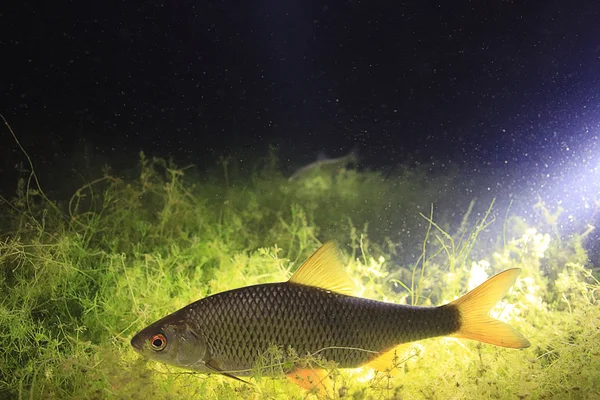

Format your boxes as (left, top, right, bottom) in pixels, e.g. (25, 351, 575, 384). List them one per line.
(448, 268, 530, 348)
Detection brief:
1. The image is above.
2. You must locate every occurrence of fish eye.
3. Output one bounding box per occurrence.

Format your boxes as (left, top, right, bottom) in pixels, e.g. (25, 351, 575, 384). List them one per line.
(150, 333, 167, 351)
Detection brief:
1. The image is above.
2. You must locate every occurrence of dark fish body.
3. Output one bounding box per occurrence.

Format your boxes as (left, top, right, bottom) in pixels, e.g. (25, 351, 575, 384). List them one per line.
(143, 282, 460, 374)
(131, 241, 530, 390)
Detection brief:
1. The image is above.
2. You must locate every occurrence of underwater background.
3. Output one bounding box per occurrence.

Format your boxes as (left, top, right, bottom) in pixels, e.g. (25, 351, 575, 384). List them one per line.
(0, 138, 598, 399)
(2, 0, 600, 399)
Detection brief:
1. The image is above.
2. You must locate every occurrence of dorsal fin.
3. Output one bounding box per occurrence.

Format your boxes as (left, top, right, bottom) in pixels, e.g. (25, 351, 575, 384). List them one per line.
(288, 241, 358, 296)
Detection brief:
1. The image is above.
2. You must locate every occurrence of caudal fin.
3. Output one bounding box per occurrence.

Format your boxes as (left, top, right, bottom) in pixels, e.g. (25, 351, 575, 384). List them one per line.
(449, 268, 530, 349)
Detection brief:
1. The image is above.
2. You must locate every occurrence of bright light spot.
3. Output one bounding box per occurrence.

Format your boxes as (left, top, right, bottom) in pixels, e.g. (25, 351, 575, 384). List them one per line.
(522, 228, 551, 258)
(468, 260, 490, 290)
(349, 367, 376, 383)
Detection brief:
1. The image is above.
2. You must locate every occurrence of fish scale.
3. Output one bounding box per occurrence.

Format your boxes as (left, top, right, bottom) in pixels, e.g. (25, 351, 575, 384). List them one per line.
(182, 282, 460, 374)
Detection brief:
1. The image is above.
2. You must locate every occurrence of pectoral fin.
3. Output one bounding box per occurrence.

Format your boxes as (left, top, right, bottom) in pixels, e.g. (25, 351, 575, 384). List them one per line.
(205, 359, 250, 384)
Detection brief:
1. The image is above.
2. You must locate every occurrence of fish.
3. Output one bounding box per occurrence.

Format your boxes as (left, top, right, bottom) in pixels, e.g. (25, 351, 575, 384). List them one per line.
(131, 241, 530, 394)
(288, 149, 359, 181)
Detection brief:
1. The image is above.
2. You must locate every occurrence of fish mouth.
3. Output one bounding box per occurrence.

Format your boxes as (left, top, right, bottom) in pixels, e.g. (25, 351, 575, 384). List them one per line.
(130, 332, 144, 352)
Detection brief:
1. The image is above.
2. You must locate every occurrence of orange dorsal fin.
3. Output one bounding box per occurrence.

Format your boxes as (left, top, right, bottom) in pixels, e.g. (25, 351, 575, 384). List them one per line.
(288, 241, 358, 296)
(449, 268, 530, 348)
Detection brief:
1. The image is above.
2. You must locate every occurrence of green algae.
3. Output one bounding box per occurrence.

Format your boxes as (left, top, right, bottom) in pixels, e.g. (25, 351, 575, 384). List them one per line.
(1, 136, 599, 399)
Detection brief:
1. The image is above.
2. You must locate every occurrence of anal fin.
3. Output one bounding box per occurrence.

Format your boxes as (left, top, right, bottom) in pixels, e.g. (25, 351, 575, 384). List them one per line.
(364, 343, 411, 376)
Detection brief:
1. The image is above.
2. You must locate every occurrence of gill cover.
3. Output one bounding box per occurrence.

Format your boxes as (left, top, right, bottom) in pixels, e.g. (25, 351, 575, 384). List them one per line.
(131, 315, 208, 369)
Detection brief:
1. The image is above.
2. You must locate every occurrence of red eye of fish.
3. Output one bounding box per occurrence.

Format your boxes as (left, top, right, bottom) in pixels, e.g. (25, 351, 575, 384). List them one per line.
(150, 333, 167, 351)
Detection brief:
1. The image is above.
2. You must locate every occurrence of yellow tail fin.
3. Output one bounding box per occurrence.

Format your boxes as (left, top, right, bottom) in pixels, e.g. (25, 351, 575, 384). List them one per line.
(449, 268, 530, 349)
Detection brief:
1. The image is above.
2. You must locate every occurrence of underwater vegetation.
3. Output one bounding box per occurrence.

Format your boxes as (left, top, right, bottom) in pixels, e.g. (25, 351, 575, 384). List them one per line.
(1, 136, 599, 399)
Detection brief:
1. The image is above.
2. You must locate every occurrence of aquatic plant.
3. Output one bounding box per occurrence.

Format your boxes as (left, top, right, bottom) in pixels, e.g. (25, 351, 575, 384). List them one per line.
(1, 129, 598, 399)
